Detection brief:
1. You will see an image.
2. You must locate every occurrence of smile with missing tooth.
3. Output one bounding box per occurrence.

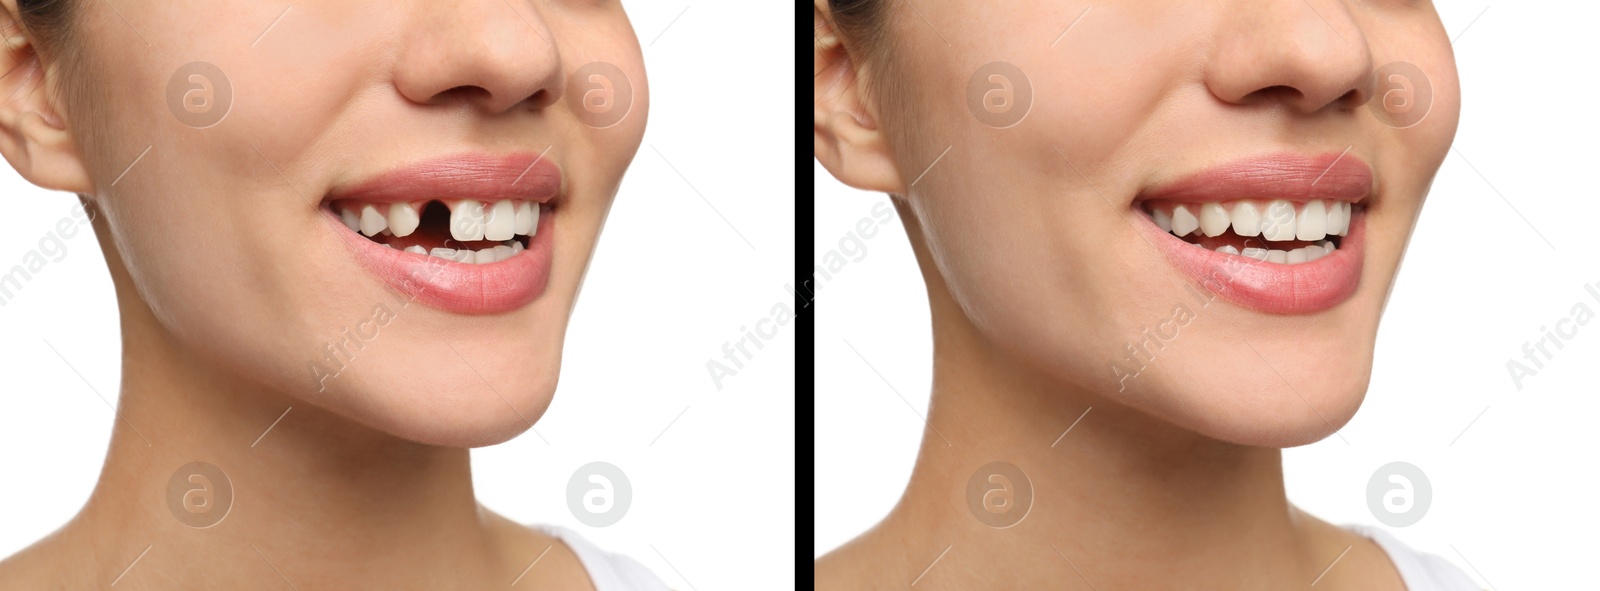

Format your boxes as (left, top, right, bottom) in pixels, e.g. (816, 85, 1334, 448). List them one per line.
(1143, 198, 1357, 265)
(332, 198, 551, 265)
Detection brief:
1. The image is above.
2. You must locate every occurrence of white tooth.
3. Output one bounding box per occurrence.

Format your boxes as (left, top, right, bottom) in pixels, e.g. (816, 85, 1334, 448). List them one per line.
(1261, 200, 1297, 241)
(359, 204, 388, 237)
(388, 202, 421, 237)
(528, 205, 541, 237)
(494, 244, 514, 260)
(1302, 245, 1325, 262)
(1151, 208, 1172, 233)
(1335, 202, 1352, 236)
(1170, 204, 1199, 237)
(1287, 247, 1307, 264)
(452, 250, 472, 263)
(1216, 244, 1239, 255)
(380, 242, 394, 248)
(1321, 240, 1335, 254)
(450, 200, 486, 241)
(511, 241, 525, 254)
(1296, 200, 1327, 241)
(1198, 203, 1230, 237)
(486, 200, 515, 241)
(1230, 202, 1261, 237)
(1241, 247, 1269, 261)
(430, 248, 456, 260)
(474, 247, 498, 264)
(340, 207, 361, 232)
(1267, 249, 1287, 264)
(404, 245, 426, 254)
(515, 202, 536, 235)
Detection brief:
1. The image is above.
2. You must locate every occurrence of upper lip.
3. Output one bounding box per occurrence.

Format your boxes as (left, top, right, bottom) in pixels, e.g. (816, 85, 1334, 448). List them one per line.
(1136, 152, 1373, 205)
(326, 152, 562, 205)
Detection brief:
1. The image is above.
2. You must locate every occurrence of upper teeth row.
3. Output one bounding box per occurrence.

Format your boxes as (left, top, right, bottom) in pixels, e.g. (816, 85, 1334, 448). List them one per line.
(1150, 199, 1352, 241)
(338, 200, 541, 242)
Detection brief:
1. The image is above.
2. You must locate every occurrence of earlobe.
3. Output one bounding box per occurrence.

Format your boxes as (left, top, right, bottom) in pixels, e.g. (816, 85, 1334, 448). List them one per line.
(16, 108, 94, 194)
(0, 15, 95, 196)
(812, 5, 905, 196)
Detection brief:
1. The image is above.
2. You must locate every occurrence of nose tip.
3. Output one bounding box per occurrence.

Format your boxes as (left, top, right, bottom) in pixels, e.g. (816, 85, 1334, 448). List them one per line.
(391, 2, 564, 115)
(1205, 2, 1376, 116)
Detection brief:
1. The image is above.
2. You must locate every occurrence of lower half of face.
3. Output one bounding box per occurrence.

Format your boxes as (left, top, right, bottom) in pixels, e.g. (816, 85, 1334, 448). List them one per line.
(881, 1, 1459, 447)
(74, 2, 648, 447)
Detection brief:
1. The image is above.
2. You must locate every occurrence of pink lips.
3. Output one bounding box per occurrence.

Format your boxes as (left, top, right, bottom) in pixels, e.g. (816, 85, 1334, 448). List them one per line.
(326, 153, 559, 315)
(1138, 153, 1373, 314)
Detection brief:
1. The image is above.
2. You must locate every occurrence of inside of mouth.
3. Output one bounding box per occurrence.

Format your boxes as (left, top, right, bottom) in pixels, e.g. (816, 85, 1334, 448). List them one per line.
(372, 202, 526, 251)
(1141, 199, 1355, 264)
(330, 198, 548, 264)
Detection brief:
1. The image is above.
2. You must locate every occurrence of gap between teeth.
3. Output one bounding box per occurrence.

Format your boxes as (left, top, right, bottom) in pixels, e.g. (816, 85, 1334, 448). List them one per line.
(338, 198, 541, 242)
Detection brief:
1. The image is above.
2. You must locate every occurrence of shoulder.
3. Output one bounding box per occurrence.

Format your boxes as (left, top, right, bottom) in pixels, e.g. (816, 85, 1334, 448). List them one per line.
(530, 525, 673, 591)
(1343, 524, 1483, 591)
(494, 516, 671, 591)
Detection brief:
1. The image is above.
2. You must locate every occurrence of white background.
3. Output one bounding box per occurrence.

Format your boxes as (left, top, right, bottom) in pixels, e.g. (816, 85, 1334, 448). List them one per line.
(0, 2, 796, 589)
(815, 3, 1595, 588)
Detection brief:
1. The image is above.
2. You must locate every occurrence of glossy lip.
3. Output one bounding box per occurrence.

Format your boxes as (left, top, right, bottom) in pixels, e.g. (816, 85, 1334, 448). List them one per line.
(326, 152, 561, 205)
(1135, 153, 1372, 314)
(1135, 152, 1373, 206)
(325, 153, 560, 315)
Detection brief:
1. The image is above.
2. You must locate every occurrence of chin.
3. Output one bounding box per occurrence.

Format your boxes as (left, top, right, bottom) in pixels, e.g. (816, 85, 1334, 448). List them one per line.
(305, 339, 564, 448)
(1117, 328, 1377, 448)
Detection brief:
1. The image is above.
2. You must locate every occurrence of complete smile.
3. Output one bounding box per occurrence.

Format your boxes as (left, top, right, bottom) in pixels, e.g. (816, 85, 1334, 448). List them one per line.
(1136, 152, 1372, 314)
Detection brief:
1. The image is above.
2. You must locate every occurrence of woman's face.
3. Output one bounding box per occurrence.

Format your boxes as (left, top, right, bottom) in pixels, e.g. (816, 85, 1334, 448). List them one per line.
(834, 1, 1458, 445)
(35, 1, 646, 446)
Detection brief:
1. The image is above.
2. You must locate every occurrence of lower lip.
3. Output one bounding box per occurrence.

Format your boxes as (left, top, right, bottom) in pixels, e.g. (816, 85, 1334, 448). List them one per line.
(325, 208, 555, 315)
(1139, 208, 1365, 314)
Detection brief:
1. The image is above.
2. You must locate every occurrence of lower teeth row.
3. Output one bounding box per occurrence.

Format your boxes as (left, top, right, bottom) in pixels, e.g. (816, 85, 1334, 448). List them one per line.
(381, 240, 524, 264)
(1203, 240, 1336, 264)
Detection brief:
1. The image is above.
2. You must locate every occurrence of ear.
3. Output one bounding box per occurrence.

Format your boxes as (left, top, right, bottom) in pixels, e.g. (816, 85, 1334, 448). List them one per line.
(813, 0, 904, 195)
(0, 3, 94, 195)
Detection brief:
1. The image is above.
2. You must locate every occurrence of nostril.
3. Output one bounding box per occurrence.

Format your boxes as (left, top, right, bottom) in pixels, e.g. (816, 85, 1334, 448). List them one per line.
(1334, 88, 1365, 109)
(1244, 85, 1304, 105)
(435, 85, 491, 105)
(524, 88, 555, 110)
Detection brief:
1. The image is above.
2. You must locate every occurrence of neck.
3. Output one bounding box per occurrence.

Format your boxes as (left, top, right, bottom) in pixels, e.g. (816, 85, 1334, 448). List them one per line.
(70, 282, 511, 588)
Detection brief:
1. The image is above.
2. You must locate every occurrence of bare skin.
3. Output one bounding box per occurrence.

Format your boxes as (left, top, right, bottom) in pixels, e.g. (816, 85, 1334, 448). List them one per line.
(0, 232, 596, 589)
(814, 218, 1405, 590)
